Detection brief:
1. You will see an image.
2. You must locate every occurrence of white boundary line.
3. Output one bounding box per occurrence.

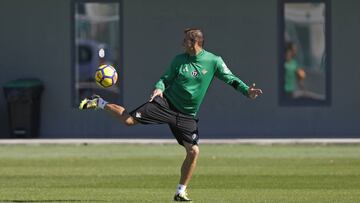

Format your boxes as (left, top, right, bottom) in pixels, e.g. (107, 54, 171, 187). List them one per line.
(0, 138, 360, 145)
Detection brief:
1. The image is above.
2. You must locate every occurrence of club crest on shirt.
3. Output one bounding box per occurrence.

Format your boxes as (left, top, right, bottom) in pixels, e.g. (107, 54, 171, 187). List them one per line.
(191, 70, 199, 77)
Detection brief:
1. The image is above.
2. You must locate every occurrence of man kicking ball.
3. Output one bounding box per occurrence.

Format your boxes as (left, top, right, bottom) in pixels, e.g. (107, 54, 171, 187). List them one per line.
(79, 28, 263, 201)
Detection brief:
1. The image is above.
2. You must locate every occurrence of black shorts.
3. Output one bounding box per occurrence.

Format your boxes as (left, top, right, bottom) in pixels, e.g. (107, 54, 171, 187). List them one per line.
(129, 96, 199, 146)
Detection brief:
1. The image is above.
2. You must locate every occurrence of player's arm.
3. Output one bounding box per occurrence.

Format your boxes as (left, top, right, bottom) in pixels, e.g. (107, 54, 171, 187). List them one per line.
(150, 57, 179, 101)
(215, 57, 262, 99)
(296, 67, 306, 90)
(215, 57, 249, 95)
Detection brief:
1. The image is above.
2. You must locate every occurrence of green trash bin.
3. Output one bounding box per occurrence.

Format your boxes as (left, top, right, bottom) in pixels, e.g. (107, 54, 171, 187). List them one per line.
(3, 79, 44, 138)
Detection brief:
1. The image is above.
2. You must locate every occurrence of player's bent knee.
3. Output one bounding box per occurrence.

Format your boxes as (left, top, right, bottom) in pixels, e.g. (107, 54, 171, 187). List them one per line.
(188, 145, 200, 158)
(124, 117, 137, 126)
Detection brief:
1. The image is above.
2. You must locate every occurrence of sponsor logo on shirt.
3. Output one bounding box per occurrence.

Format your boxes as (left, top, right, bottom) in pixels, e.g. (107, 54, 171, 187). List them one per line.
(183, 66, 189, 72)
(201, 69, 208, 75)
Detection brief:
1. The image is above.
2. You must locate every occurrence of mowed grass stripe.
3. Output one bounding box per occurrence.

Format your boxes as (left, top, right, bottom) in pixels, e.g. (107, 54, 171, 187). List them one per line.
(0, 174, 359, 189)
(1, 157, 359, 176)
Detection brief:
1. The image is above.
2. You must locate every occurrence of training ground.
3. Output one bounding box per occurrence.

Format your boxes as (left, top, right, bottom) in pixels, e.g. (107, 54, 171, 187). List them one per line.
(0, 139, 359, 203)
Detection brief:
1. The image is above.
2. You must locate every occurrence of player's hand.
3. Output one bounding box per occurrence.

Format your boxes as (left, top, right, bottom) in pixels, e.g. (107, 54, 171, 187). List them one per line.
(149, 89, 163, 102)
(248, 83, 263, 99)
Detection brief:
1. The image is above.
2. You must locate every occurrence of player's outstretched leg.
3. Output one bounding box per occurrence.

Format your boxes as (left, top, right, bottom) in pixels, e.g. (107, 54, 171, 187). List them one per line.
(174, 142, 199, 202)
(104, 103, 138, 126)
(79, 95, 138, 126)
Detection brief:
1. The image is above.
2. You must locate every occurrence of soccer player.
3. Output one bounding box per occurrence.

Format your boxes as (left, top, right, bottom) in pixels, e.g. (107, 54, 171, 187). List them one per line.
(284, 42, 305, 99)
(79, 28, 263, 201)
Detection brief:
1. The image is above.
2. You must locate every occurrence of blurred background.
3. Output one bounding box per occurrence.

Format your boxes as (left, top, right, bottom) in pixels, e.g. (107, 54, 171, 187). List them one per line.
(0, 0, 359, 139)
(75, 2, 121, 104)
(284, 3, 327, 101)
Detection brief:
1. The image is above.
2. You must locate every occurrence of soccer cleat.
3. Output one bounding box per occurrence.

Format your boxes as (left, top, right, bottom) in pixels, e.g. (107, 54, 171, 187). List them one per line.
(174, 192, 192, 202)
(79, 95, 101, 110)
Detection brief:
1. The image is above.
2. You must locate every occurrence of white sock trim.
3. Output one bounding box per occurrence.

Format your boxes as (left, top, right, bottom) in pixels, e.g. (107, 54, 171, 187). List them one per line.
(98, 98, 108, 109)
(176, 184, 187, 195)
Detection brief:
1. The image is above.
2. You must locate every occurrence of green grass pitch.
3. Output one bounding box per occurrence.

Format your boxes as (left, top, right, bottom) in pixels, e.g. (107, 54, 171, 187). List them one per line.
(0, 144, 359, 202)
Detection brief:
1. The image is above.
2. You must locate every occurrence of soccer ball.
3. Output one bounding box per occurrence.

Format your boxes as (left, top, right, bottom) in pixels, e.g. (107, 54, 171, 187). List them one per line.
(95, 65, 118, 88)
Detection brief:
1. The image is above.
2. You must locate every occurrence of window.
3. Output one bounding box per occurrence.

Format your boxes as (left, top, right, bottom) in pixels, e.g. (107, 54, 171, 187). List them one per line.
(72, 0, 122, 106)
(279, 0, 331, 106)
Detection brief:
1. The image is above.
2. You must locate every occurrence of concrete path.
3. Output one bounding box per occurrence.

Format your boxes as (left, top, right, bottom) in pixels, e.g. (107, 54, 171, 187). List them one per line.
(0, 138, 359, 145)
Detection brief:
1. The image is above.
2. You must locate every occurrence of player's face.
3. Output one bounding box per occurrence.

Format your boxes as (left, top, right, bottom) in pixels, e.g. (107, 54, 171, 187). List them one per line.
(285, 50, 293, 61)
(291, 45, 297, 56)
(183, 36, 195, 54)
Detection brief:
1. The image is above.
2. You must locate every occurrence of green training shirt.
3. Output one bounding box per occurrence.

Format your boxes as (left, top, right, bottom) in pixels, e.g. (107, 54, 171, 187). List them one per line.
(155, 49, 249, 117)
(284, 59, 298, 93)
